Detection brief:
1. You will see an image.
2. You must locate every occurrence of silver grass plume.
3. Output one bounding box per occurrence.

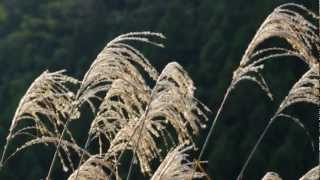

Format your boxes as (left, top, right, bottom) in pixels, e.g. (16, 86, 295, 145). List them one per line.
(89, 78, 151, 144)
(151, 143, 206, 180)
(278, 63, 320, 112)
(238, 63, 319, 179)
(273, 63, 319, 149)
(199, 2, 319, 163)
(104, 62, 209, 175)
(236, 5, 320, 174)
(0, 70, 80, 171)
(232, 3, 319, 97)
(89, 78, 151, 155)
(75, 32, 164, 113)
(48, 32, 165, 179)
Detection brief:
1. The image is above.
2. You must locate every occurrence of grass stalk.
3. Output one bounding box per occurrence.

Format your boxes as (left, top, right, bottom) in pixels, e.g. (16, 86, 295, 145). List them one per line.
(237, 115, 276, 180)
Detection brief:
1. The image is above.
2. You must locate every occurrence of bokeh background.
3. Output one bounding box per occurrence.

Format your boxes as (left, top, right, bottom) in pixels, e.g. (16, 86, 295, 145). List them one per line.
(0, 0, 318, 179)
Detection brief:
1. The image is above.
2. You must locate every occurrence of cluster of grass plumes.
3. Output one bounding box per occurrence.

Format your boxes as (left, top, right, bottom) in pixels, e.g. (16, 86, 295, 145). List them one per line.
(0, 2, 318, 180)
(0, 32, 210, 180)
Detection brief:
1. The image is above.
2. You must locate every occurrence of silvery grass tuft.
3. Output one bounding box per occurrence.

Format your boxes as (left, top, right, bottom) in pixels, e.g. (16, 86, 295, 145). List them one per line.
(197, 3, 319, 163)
(48, 32, 167, 179)
(0, 70, 83, 172)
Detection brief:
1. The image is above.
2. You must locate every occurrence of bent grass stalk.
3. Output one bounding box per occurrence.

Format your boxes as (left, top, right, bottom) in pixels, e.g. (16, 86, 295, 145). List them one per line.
(237, 116, 275, 180)
(189, 85, 232, 180)
(237, 113, 316, 180)
(0, 134, 12, 169)
(198, 85, 233, 160)
(73, 133, 92, 180)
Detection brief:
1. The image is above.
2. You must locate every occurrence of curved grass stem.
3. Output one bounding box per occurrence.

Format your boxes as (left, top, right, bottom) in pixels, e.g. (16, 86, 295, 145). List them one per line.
(126, 154, 136, 180)
(189, 84, 233, 179)
(0, 134, 12, 169)
(198, 85, 233, 160)
(74, 133, 92, 180)
(237, 116, 276, 180)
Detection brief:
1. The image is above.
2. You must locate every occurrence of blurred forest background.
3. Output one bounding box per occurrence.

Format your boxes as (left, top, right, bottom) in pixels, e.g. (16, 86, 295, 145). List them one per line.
(0, 0, 318, 179)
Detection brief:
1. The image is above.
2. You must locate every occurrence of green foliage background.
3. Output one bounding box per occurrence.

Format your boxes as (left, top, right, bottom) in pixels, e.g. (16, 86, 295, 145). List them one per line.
(0, 0, 318, 179)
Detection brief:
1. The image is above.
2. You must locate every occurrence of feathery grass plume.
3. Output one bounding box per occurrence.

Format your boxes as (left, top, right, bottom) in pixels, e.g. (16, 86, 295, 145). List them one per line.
(147, 62, 209, 144)
(237, 64, 320, 179)
(0, 70, 79, 169)
(198, 2, 319, 162)
(89, 78, 151, 145)
(68, 155, 114, 180)
(72, 78, 151, 179)
(232, 3, 319, 97)
(105, 62, 209, 176)
(278, 63, 320, 111)
(107, 119, 161, 175)
(150, 143, 206, 180)
(82, 77, 152, 178)
(48, 32, 165, 179)
(75, 31, 164, 113)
